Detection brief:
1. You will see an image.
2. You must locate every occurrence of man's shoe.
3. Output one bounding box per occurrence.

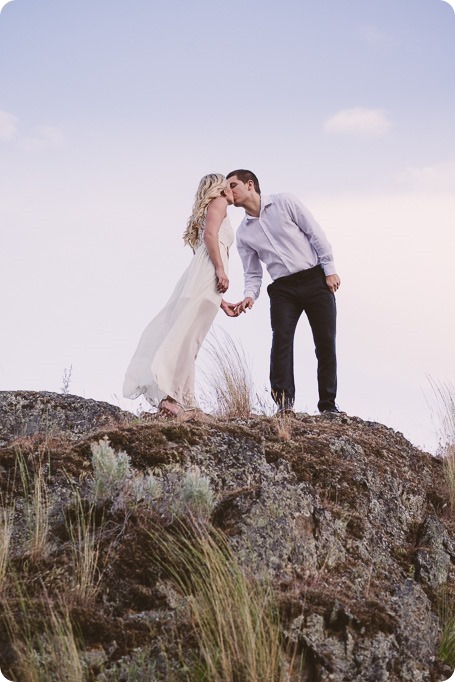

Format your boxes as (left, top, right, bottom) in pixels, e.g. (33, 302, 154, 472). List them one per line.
(320, 405, 346, 415)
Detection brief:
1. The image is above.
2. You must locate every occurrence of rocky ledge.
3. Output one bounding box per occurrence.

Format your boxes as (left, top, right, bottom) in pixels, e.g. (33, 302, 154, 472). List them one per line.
(0, 391, 453, 681)
(0, 390, 129, 446)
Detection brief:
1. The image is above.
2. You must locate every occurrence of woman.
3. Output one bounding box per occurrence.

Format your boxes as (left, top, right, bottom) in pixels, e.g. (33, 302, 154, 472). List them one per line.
(123, 173, 236, 416)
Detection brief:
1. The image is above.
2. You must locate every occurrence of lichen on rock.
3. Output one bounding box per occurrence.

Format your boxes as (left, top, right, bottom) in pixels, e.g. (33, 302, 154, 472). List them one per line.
(0, 391, 453, 681)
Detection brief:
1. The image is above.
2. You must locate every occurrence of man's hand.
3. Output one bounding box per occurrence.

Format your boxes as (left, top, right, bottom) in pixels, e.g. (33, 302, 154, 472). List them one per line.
(220, 300, 240, 317)
(234, 297, 254, 314)
(216, 267, 229, 293)
(326, 274, 341, 293)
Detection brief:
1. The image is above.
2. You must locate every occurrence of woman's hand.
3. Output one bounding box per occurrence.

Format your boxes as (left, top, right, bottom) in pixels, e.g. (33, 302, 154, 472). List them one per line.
(220, 300, 239, 317)
(216, 267, 229, 293)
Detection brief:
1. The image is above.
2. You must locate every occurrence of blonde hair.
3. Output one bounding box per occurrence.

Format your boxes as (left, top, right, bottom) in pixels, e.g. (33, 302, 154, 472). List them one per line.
(183, 173, 227, 250)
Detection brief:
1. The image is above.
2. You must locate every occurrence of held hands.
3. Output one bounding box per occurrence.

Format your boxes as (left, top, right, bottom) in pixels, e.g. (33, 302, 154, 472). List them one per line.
(234, 297, 254, 315)
(220, 300, 239, 317)
(326, 274, 341, 293)
(216, 267, 229, 294)
(220, 297, 254, 317)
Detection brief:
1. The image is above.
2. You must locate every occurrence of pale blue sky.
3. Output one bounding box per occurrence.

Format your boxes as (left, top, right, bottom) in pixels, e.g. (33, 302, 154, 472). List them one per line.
(1, 0, 454, 452)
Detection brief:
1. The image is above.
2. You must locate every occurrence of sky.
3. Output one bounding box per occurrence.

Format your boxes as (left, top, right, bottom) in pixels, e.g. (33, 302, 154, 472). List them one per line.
(0, 0, 454, 453)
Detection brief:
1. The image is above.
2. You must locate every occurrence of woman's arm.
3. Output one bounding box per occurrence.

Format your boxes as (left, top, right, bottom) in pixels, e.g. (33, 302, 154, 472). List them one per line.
(204, 196, 229, 293)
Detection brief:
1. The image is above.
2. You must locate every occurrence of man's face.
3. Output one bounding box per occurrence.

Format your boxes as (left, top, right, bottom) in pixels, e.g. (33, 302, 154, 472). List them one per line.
(222, 185, 234, 205)
(228, 176, 251, 207)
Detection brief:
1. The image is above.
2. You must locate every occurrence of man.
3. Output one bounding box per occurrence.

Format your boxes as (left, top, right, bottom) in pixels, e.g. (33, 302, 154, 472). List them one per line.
(227, 169, 341, 415)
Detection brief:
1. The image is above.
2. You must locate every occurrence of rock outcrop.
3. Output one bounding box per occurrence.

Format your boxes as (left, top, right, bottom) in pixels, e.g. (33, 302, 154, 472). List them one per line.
(0, 391, 453, 681)
(0, 390, 128, 446)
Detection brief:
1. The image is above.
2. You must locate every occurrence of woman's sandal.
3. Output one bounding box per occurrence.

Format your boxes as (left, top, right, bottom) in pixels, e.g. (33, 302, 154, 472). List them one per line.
(158, 398, 185, 417)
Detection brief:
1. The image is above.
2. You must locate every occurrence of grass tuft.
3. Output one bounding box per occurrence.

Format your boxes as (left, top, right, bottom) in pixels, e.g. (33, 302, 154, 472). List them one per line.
(428, 379, 455, 508)
(5, 595, 83, 682)
(0, 503, 14, 595)
(199, 327, 272, 418)
(66, 493, 102, 608)
(442, 445, 455, 510)
(438, 585, 455, 667)
(16, 456, 52, 560)
(146, 522, 284, 681)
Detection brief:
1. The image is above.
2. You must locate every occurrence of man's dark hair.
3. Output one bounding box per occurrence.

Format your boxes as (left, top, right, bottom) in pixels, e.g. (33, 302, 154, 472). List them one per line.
(226, 169, 261, 195)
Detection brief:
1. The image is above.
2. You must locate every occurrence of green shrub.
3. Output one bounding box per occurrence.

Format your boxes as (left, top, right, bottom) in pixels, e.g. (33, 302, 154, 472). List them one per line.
(90, 437, 132, 504)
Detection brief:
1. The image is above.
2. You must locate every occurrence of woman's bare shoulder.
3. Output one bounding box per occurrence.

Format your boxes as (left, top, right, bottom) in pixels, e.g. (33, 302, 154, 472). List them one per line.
(207, 195, 228, 215)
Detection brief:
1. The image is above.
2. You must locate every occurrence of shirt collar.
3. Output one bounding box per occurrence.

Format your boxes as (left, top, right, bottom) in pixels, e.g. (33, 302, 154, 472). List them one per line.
(245, 195, 273, 221)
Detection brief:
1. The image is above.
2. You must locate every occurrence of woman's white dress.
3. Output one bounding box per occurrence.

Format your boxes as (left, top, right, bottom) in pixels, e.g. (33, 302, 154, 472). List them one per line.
(123, 215, 234, 409)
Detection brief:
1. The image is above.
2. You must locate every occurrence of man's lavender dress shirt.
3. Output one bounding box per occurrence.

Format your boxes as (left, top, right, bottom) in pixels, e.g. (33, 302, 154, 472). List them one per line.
(236, 193, 337, 300)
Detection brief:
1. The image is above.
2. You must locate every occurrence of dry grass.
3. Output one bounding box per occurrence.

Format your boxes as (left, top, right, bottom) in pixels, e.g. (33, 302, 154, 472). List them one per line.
(439, 617, 455, 667)
(439, 616, 455, 668)
(430, 380, 455, 666)
(274, 413, 293, 441)
(438, 585, 455, 667)
(66, 494, 102, 608)
(28, 468, 51, 559)
(430, 379, 455, 445)
(17, 456, 52, 560)
(146, 522, 285, 681)
(443, 445, 455, 510)
(5, 594, 83, 682)
(199, 327, 272, 418)
(428, 379, 455, 508)
(0, 503, 14, 595)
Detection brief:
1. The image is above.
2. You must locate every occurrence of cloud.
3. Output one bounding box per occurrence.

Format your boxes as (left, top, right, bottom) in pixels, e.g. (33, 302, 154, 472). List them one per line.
(358, 25, 389, 47)
(323, 107, 393, 137)
(37, 126, 66, 146)
(0, 111, 65, 151)
(17, 125, 66, 152)
(0, 110, 19, 140)
(397, 159, 455, 192)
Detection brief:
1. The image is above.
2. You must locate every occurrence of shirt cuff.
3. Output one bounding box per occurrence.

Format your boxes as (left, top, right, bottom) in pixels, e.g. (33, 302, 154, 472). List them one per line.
(244, 289, 258, 301)
(322, 262, 337, 277)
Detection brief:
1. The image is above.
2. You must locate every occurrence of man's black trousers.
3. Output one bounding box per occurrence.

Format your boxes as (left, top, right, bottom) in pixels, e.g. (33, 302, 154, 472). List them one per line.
(267, 264, 337, 412)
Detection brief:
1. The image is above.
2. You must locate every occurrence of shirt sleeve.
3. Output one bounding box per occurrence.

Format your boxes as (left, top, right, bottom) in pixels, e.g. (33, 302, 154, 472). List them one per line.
(284, 194, 337, 276)
(236, 233, 263, 300)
